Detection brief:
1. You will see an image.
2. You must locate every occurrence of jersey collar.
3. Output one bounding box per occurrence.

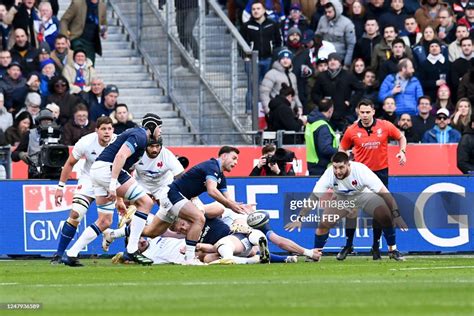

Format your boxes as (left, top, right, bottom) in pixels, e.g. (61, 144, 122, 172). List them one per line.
(358, 118, 378, 135)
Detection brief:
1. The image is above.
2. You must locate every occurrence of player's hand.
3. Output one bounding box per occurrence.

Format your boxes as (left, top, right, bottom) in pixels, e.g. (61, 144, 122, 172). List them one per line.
(115, 199, 127, 216)
(396, 151, 406, 166)
(310, 249, 322, 261)
(54, 189, 63, 207)
(231, 202, 253, 214)
(393, 216, 408, 232)
(107, 189, 117, 202)
(284, 220, 302, 232)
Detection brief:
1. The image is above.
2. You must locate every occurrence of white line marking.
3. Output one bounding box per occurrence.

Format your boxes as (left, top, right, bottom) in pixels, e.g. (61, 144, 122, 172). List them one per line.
(390, 266, 474, 271)
(0, 283, 18, 285)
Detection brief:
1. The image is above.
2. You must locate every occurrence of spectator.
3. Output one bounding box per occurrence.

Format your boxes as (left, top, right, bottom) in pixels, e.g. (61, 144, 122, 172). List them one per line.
(39, 58, 56, 97)
(45, 102, 60, 121)
(291, 0, 318, 19)
(0, 92, 12, 132)
(62, 49, 96, 94)
(448, 25, 470, 62)
(266, 84, 306, 144)
(46, 75, 81, 126)
(0, 4, 11, 50)
(412, 25, 448, 68)
(174, 0, 199, 65)
(379, 0, 409, 32)
(242, 0, 285, 23)
(260, 49, 303, 115)
(249, 144, 296, 176)
(418, 40, 451, 101)
(241, 1, 282, 83)
(452, 0, 470, 20)
(414, 0, 449, 31)
(378, 38, 410, 81)
(452, 38, 474, 101)
(37, 42, 51, 64)
(457, 2, 474, 38)
(79, 76, 103, 110)
(353, 18, 381, 66)
(451, 98, 472, 133)
(50, 34, 74, 72)
(62, 103, 95, 145)
(311, 52, 364, 131)
(111, 103, 137, 135)
(457, 112, 474, 174)
(4, 110, 31, 145)
(378, 96, 398, 124)
(281, 4, 309, 43)
(0, 61, 26, 112)
(361, 68, 379, 105)
(10, 71, 41, 110)
(397, 112, 421, 142)
(350, 58, 366, 81)
(305, 98, 338, 175)
(0, 50, 12, 78)
(432, 84, 454, 115)
(311, 33, 336, 61)
(315, 56, 329, 74)
(347, 0, 366, 40)
(371, 24, 398, 72)
(411, 95, 436, 136)
(4, 0, 39, 47)
(436, 7, 456, 44)
(34, 1, 59, 50)
(89, 84, 118, 121)
(15, 91, 40, 121)
(310, 0, 329, 30)
(400, 16, 422, 48)
(366, 0, 389, 20)
(316, 0, 356, 67)
(9, 28, 39, 75)
(422, 108, 462, 143)
(379, 58, 423, 115)
(458, 67, 474, 105)
(60, 0, 107, 65)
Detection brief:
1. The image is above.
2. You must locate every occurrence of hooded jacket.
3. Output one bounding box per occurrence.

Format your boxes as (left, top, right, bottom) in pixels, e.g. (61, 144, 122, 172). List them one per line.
(422, 125, 462, 143)
(315, 0, 356, 66)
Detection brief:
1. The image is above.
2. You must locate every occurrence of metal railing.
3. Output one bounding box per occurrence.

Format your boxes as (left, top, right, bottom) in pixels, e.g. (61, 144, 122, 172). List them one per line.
(109, 0, 259, 144)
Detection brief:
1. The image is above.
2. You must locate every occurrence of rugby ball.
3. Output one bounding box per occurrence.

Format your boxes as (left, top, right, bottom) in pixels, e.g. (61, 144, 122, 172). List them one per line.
(247, 211, 270, 228)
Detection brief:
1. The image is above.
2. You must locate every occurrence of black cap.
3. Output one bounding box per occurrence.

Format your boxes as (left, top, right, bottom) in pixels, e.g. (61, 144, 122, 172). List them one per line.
(466, 1, 474, 9)
(7, 61, 22, 70)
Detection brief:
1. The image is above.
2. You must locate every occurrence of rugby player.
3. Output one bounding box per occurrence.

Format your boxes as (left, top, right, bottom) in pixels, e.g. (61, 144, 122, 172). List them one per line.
(62, 113, 162, 266)
(51, 116, 115, 264)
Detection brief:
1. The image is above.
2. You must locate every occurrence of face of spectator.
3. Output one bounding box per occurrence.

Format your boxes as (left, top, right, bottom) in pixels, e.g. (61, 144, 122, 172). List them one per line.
(391, 0, 404, 12)
(0, 52, 11, 67)
(27, 102, 40, 117)
(0, 5, 7, 20)
(417, 98, 432, 114)
(435, 114, 449, 129)
(354, 59, 365, 74)
(74, 110, 88, 125)
(402, 60, 415, 78)
(74, 52, 86, 66)
(461, 39, 473, 56)
(365, 20, 379, 36)
(437, 86, 450, 100)
(91, 80, 104, 95)
(18, 118, 31, 134)
(104, 92, 118, 109)
(352, 2, 362, 15)
(317, 62, 328, 72)
(371, 0, 384, 8)
(39, 5, 52, 21)
(383, 98, 396, 113)
(115, 106, 129, 123)
(457, 101, 470, 116)
(466, 8, 474, 19)
(48, 106, 60, 119)
(54, 79, 67, 94)
(438, 11, 451, 27)
(39, 51, 50, 62)
(328, 58, 341, 71)
(251, 3, 265, 20)
(42, 63, 55, 77)
(23, 0, 35, 9)
(279, 56, 292, 68)
(384, 27, 397, 42)
(290, 9, 301, 20)
(398, 114, 412, 130)
(325, 6, 336, 20)
(28, 74, 40, 90)
(7, 66, 21, 80)
(429, 43, 441, 55)
(456, 27, 470, 41)
(55, 37, 68, 53)
(392, 43, 405, 57)
(404, 18, 418, 33)
(0, 95, 4, 109)
(363, 71, 376, 86)
(288, 33, 300, 44)
(427, 0, 437, 6)
(423, 27, 435, 41)
(14, 29, 28, 47)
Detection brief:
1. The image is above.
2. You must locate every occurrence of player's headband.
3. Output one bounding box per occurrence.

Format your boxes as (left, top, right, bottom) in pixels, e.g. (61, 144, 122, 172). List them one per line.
(142, 113, 162, 134)
(148, 136, 163, 146)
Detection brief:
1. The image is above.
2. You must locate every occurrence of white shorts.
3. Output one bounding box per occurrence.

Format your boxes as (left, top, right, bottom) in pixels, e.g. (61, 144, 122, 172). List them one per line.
(90, 161, 132, 197)
(156, 196, 205, 224)
(142, 237, 185, 264)
(74, 176, 95, 198)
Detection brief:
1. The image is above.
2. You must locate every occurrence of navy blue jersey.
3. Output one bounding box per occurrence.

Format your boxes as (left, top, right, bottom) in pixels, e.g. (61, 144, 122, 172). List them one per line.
(199, 217, 231, 244)
(96, 127, 148, 171)
(169, 158, 227, 200)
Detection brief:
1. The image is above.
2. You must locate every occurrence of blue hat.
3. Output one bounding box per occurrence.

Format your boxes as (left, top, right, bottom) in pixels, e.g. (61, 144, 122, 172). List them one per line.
(40, 58, 55, 70)
(278, 49, 293, 60)
(302, 29, 315, 45)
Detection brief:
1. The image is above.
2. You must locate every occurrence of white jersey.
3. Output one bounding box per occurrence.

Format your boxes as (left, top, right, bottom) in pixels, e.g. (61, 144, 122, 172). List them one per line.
(134, 146, 184, 199)
(71, 132, 116, 177)
(313, 161, 384, 197)
(142, 237, 185, 264)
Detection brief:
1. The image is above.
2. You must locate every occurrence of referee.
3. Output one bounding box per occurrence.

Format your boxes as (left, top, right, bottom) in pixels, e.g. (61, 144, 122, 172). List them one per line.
(338, 99, 407, 261)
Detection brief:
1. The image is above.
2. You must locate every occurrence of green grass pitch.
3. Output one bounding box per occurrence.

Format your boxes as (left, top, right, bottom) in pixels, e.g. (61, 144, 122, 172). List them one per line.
(0, 256, 473, 316)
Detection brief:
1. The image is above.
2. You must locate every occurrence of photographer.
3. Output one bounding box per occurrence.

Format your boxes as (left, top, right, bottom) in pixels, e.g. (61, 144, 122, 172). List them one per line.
(249, 144, 296, 176)
(11, 109, 68, 179)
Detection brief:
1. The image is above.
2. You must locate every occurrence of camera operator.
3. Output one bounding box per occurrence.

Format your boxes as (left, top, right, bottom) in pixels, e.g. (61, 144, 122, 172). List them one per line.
(249, 144, 296, 176)
(11, 109, 67, 179)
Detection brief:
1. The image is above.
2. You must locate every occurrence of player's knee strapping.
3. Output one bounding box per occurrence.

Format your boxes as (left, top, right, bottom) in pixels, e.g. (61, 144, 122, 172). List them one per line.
(216, 239, 235, 259)
(71, 194, 91, 222)
(97, 201, 115, 213)
(124, 183, 147, 202)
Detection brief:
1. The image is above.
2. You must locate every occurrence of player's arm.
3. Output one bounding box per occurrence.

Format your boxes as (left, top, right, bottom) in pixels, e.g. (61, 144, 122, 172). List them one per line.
(108, 144, 133, 200)
(377, 186, 408, 231)
(54, 154, 80, 206)
(205, 179, 250, 214)
(196, 243, 216, 253)
(268, 231, 320, 258)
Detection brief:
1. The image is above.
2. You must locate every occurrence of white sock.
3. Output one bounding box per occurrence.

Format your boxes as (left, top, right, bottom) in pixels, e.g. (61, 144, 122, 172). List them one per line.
(217, 244, 234, 259)
(112, 225, 127, 238)
(185, 244, 196, 261)
(126, 213, 147, 253)
(67, 226, 100, 257)
(232, 255, 259, 264)
(389, 245, 397, 251)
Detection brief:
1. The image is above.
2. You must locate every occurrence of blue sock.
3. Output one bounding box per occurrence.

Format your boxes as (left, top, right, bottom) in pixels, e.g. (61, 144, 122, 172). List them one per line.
(56, 222, 77, 256)
(314, 233, 329, 248)
(125, 225, 130, 237)
(382, 227, 396, 247)
(269, 253, 287, 263)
